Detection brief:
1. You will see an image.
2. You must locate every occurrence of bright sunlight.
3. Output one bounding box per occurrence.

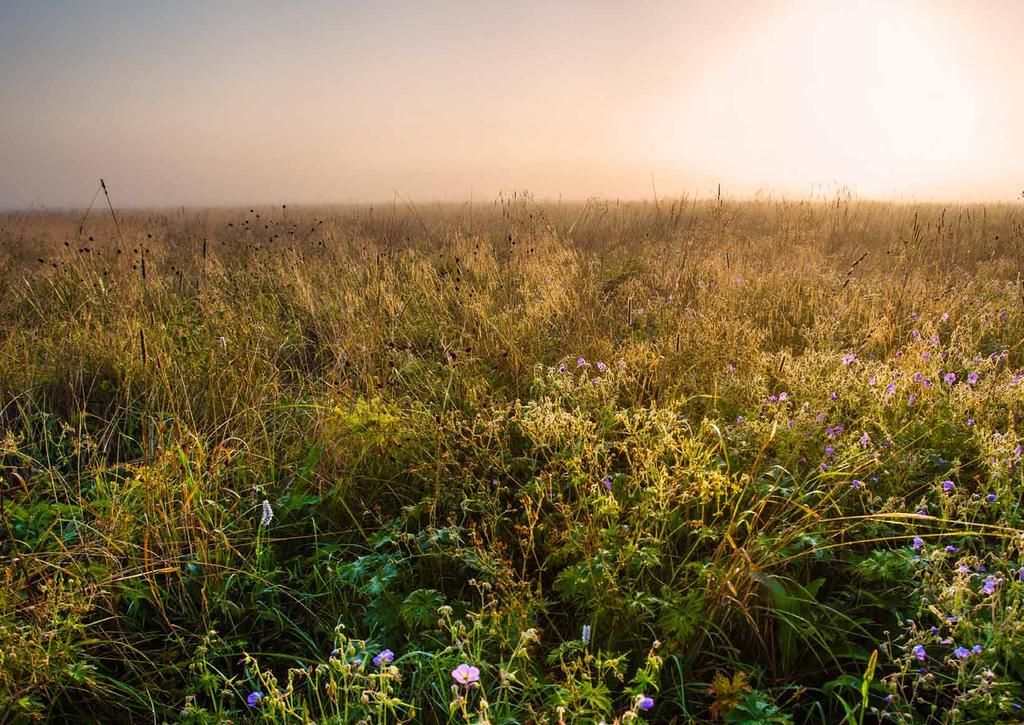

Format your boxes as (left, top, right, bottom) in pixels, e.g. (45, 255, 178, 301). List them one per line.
(668, 0, 996, 198)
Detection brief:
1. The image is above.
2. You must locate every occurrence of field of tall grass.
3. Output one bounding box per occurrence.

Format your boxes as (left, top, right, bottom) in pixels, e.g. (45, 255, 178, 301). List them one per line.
(1, 194, 1023, 723)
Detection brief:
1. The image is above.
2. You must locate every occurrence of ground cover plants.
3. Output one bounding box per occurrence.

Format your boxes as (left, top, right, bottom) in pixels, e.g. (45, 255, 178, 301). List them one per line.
(1, 194, 1023, 722)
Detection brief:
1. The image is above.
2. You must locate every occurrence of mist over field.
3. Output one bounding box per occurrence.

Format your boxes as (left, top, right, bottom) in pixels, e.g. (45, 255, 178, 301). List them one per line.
(2, 0, 1023, 208)
(2, 1, 1024, 723)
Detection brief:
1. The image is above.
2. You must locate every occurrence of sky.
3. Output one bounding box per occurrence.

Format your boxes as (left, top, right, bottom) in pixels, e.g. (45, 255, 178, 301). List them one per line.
(0, 0, 1021, 208)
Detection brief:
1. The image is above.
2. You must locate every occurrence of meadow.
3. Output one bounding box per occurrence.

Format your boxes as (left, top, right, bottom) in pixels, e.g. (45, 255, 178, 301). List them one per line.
(1, 194, 1023, 723)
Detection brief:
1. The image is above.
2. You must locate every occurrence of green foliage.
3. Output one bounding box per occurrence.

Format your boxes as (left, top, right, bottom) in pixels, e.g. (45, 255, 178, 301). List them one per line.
(1, 198, 1024, 721)
(723, 691, 794, 724)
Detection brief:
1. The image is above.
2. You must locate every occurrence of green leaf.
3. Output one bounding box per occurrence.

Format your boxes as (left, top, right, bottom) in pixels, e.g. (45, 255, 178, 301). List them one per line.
(400, 588, 445, 629)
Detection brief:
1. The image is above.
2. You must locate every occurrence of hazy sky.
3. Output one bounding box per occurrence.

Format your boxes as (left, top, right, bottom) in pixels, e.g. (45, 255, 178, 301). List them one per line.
(1, 0, 1021, 207)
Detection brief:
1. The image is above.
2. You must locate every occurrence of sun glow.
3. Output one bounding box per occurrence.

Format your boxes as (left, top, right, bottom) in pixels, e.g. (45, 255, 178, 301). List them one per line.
(668, 1, 990, 198)
(1, 1, 1019, 206)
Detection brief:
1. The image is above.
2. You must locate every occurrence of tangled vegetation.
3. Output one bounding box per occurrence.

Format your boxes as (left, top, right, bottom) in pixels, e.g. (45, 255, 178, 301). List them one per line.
(1, 194, 1023, 723)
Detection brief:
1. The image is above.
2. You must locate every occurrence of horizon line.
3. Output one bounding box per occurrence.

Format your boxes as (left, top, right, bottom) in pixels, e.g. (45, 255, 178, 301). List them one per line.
(3, 193, 1023, 215)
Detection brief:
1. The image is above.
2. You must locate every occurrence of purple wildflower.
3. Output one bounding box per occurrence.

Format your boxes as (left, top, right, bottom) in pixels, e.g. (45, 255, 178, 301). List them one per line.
(577, 357, 586, 367)
(260, 499, 273, 527)
(953, 646, 971, 659)
(638, 695, 655, 712)
(942, 480, 954, 492)
(778, 391, 789, 402)
(967, 418, 975, 426)
(982, 576, 998, 595)
(967, 372, 979, 385)
(451, 663, 481, 686)
(851, 479, 861, 489)
(603, 476, 613, 492)
(820, 463, 828, 473)
(373, 649, 394, 667)
(824, 446, 834, 458)
(986, 493, 997, 503)
(596, 361, 607, 373)
(246, 691, 264, 708)
(842, 352, 857, 365)
(885, 382, 896, 395)
(944, 372, 956, 385)
(972, 644, 983, 654)
(912, 645, 926, 661)
(945, 545, 957, 554)
(912, 537, 924, 550)
(860, 433, 870, 447)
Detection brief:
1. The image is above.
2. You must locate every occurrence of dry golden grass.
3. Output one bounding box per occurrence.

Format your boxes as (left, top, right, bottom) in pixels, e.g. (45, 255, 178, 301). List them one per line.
(1, 195, 1023, 722)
